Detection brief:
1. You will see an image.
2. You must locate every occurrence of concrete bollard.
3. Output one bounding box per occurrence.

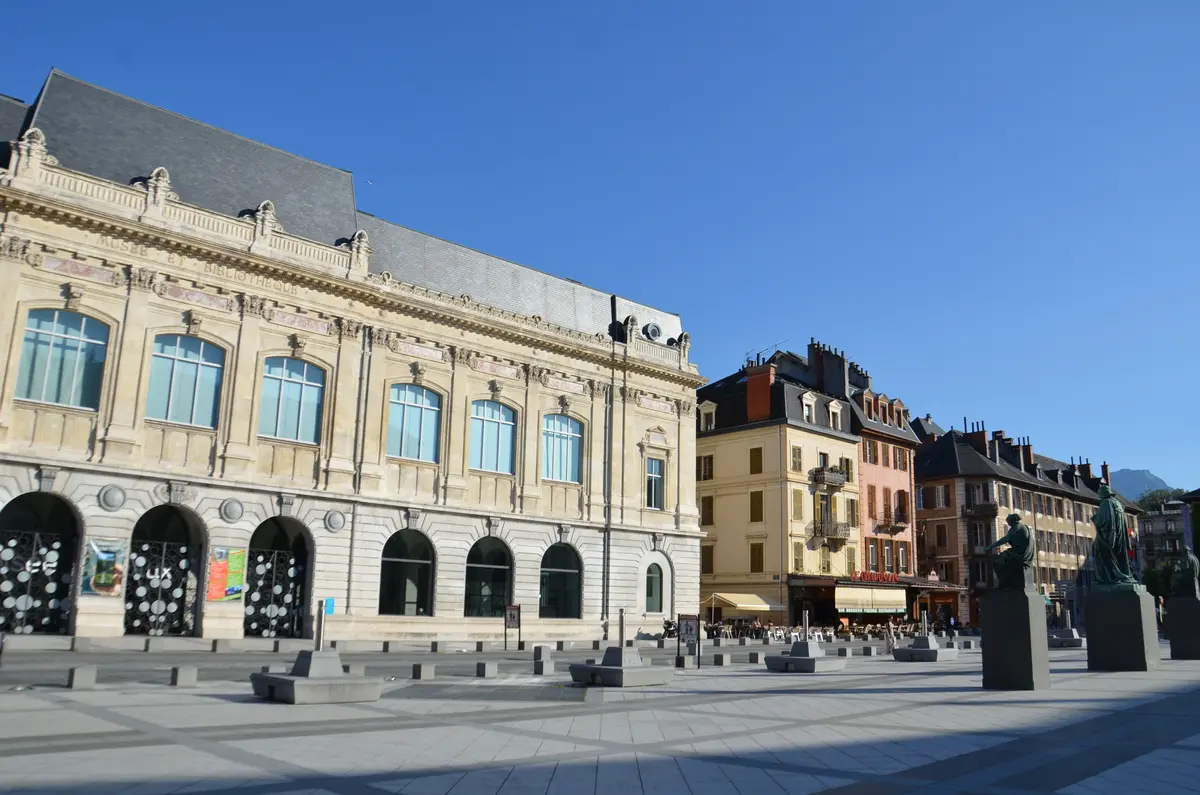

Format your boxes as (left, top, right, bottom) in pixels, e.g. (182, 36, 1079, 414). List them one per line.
(862, 646, 877, 657)
(555, 641, 569, 651)
(533, 645, 552, 661)
(381, 641, 404, 653)
(517, 640, 531, 652)
(475, 641, 487, 652)
(656, 639, 667, 649)
(68, 666, 97, 690)
(842, 636, 853, 642)
(762, 638, 772, 645)
(711, 638, 724, 647)
(261, 664, 288, 673)
(748, 651, 763, 664)
(476, 661, 498, 678)
(412, 663, 435, 680)
(71, 637, 93, 653)
(624, 639, 634, 647)
(674, 655, 694, 669)
(342, 664, 366, 677)
(686, 641, 697, 655)
(143, 638, 163, 652)
(211, 640, 234, 653)
(170, 666, 197, 688)
(585, 658, 597, 665)
(713, 653, 732, 666)
(592, 640, 603, 651)
(961, 640, 975, 650)
(533, 660, 555, 675)
(837, 647, 850, 657)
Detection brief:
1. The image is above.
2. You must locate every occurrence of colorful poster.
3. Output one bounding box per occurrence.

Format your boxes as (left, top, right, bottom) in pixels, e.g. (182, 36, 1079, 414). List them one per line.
(207, 547, 246, 602)
(80, 538, 128, 597)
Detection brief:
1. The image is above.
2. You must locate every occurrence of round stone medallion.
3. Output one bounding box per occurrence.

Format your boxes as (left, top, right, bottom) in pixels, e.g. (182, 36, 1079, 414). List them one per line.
(325, 510, 346, 532)
(219, 498, 244, 523)
(97, 485, 126, 512)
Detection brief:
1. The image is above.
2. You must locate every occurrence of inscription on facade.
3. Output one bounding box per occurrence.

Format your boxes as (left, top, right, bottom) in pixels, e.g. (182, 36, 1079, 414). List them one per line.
(638, 394, 677, 415)
(157, 283, 235, 312)
(40, 257, 120, 286)
(271, 309, 332, 336)
(472, 358, 519, 379)
(196, 260, 301, 296)
(393, 340, 445, 362)
(96, 235, 149, 257)
(546, 376, 586, 395)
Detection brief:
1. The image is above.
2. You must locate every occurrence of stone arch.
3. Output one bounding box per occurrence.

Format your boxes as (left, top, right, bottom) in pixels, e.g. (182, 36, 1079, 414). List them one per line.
(538, 541, 582, 620)
(637, 547, 674, 618)
(124, 504, 207, 637)
(378, 527, 436, 617)
(0, 492, 84, 635)
(464, 536, 512, 618)
(243, 516, 311, 638)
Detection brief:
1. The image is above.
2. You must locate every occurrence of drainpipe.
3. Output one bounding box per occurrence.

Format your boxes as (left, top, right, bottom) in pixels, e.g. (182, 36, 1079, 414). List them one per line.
(345, 327, 372, 614)
(778, 424, 787, 614)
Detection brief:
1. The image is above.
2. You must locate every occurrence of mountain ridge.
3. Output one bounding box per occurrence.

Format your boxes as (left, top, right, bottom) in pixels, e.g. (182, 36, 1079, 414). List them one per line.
(1110, 469, 1171, 501)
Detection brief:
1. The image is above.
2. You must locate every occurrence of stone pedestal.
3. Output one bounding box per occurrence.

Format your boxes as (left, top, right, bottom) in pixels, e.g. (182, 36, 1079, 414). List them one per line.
(893, 635, 959, 662)
(1086, 588, 1159, 672)
(981, 590, 1049, 690)
(1165, 596, 1200, 660)
(568, 646, 673, 687)
(250, 650, 385, 704)
(764, 640, 847, 673)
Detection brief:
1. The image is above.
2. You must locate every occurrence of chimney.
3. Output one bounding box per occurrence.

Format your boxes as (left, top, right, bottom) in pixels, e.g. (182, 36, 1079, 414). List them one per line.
(964, 421, 987, 456)
(1079, 460, 1093, 481)
(745, 362, 775, 423)
(1101, 461, 1110, 484)
(1022, 440, 1035, 471)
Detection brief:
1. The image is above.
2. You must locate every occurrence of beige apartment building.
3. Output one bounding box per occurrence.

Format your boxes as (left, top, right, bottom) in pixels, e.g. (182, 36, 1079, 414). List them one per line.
(913, 419, 1141, 626)
(0, 71, 704, 643)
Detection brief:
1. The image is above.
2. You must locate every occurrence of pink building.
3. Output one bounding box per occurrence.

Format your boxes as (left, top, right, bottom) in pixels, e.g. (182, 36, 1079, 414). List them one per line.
(853, 393, 917, 579)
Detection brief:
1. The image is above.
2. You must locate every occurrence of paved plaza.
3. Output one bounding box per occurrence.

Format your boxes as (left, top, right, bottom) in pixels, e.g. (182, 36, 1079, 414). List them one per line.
(1, 643, 1199, 795)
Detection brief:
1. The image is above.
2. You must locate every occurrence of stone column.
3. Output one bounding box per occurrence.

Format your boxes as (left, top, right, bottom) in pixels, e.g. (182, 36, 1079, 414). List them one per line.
(586, 381, 607, 522)
(518, 365, 543, 513)
(220, 295, 265, 477)
(99, 277, 154, 463)
(674, 398, 698, 530)
(441, 348, 469, 505)
(358, 329, 388, 494)
(323, 321, 361, 492)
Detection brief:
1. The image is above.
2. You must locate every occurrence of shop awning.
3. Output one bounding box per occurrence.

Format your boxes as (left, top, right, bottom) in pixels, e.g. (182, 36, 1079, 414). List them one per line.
(703, 593, 785, 612)
(835, 586, 908, 614)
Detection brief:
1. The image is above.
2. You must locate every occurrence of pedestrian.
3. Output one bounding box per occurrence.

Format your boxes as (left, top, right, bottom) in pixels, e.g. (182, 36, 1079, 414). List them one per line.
(884, 618, 896, 655)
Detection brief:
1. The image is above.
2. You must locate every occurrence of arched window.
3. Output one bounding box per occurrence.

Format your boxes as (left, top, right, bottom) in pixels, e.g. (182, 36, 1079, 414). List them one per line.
(146, 335, 225, 427)
(539, 543, 581, 619)
(387, 384, 441, 463)
(15, 309, 109, 410)
(542, 414, 582, 483)
(259, 357, 324, 444)
(464, 537, 511, 618)
(379, 529, 434, 616)
(645, 563, 663, 613)
(469, 400, 515, 474)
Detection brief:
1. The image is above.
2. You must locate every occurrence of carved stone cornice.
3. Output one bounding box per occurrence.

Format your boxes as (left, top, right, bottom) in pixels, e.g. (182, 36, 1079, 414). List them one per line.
(130, 267, 159, 291)
(242, 294, 274, 319)
(0, 236, 42, 266)
(340, 318, 363, 340)
(0, 133, 704, 388)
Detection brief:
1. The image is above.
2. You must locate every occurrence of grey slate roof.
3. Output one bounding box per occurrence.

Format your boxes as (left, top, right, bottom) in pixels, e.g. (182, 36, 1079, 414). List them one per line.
(0, 94, 30, 168)
(848, 398, 919, 444)
(359, 212, 683, 340)
(910, 414, 945, 442)
(7, 70, 684, 341)
(26, 72, 358, 246)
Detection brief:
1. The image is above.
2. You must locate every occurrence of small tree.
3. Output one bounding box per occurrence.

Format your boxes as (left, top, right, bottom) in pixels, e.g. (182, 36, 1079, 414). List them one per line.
(1137, 488, 1187, 511)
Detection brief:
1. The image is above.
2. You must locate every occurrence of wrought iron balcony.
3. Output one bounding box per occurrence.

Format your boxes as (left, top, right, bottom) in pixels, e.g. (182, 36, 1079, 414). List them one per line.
(810, 466, 847, 488)
(877, 510, 910, 533)
(961, 502, 999, 519)
(808, 518, 852, 540)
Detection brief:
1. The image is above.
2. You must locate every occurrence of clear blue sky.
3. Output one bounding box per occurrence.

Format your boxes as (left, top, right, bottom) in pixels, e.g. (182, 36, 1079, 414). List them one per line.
(6, 3, 1198, 488)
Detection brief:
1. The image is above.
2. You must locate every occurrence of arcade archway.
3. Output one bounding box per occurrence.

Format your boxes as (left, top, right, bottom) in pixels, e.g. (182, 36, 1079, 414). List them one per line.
(0, 492, 80, 635)
(124, 505, 205, 636)
(244, 517, 309, 638)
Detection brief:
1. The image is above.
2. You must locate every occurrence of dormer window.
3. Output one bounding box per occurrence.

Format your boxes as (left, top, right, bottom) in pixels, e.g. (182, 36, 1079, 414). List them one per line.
(829, 406, 840, 431)
(804, 402, 814, 423)
(698, 401, 717, 433)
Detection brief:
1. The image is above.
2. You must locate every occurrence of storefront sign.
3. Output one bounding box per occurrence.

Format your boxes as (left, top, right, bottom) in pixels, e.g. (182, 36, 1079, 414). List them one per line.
(505, 604, 522, 629)
(851, 570, 900, 584)
(206, 547, 246, 602)
(80, 538, 127, 597)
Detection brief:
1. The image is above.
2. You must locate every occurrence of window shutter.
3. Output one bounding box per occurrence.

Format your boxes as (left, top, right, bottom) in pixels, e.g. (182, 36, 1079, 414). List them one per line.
(861, 442, 867, 462)
(831, 495, 839, 522)
(813, 494, 822, 523)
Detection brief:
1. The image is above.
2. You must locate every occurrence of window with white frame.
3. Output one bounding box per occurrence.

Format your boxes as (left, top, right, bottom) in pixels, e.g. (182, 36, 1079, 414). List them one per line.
(700, 407, 716, 432)
(146, 335, 224, 428)
(469, 400, 515, 473)
(386, 383, 441, 462)
(542, 414, 583, 483)
(259, 357, 325, 444)
(646, 457, 665, 510)
(16, 309, 109, 411)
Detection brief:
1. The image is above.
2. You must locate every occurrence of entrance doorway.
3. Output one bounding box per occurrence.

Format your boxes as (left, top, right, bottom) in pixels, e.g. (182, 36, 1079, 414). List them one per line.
(0, 493, 79, 635)
(244, 518, 309, 638)
(125, 505, 205, 636)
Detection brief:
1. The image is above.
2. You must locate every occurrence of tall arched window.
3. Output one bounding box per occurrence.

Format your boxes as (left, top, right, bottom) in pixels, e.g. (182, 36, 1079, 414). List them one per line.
(146, 335, 225, 427)
(542, 414, 582, 483)
(16, 309, 109, 410)
(539, 543, 581, 619)
(379, 529, 434, 616)
(645, 563, 663, 613)
(470, 400, 516, 474)
(259, 357, 324, 444)
(464, 537, 511, 617)
(387, 384, 441, 463)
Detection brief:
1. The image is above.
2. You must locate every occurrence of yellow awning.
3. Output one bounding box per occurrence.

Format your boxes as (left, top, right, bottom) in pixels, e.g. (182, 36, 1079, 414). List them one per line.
(835, 586, 907, 614)
(703, 592, 785, 612)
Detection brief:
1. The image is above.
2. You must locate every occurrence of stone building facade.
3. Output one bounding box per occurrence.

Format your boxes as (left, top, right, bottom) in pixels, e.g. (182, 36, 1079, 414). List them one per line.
(0, 71, 704, 641)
